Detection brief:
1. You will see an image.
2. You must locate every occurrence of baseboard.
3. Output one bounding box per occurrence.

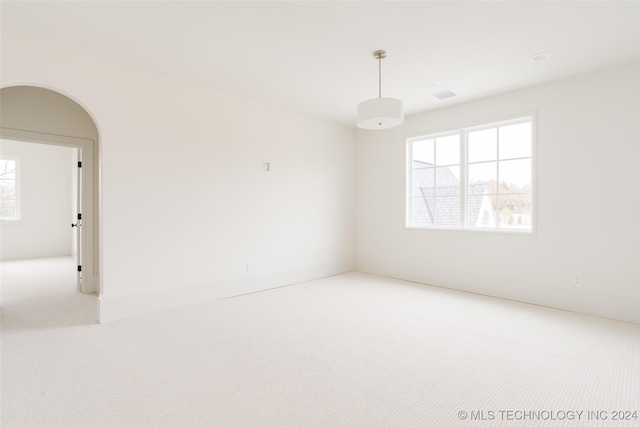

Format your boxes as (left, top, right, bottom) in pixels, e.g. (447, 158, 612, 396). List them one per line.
(98, 262, 353, 323)
(356, 259, 640, 325)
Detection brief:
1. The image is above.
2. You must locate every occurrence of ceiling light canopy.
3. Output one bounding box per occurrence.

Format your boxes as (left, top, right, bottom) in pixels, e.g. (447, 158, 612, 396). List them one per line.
(357, 50, 404, 130)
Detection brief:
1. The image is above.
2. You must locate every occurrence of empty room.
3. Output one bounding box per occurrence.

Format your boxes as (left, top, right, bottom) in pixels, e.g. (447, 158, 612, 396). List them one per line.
(1, 1, 639, 426)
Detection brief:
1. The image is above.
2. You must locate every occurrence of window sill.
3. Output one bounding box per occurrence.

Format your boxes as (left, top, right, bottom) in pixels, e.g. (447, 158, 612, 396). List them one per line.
(0, 220, 22, 225)
(406, 225, 534, 235)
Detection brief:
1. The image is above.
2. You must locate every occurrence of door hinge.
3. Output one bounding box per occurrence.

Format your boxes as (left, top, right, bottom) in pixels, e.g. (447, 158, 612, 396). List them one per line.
(78, 213, 82, 220)
(78, 161, 82, 168)
(78, 265, 82, 272)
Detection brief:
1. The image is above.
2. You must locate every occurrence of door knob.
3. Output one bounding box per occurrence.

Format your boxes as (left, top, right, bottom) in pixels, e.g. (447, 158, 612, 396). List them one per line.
(71, 223, 77, 228)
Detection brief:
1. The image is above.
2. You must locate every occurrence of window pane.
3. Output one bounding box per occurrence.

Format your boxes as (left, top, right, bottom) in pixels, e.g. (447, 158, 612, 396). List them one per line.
(435, 134, 460, 166)
(435, 166, 460, 196)
(499, 122, 531, 159)
(0, 159, 17, 220)
(468, 128, 497, 163)
(0, 180, 16, 198)
(468, 162, 497, 195)
(499, 159, 531, 192)
(498, 194, 532, 230)
(468, 195, 497, 228)
(0, 196, 16, 219)
(435, 196, 460, 226)
(412, 197, 434, 226)
(412, 168, 434, 197)
(0, 159, 16, 179)
(412, 138, 434, 166)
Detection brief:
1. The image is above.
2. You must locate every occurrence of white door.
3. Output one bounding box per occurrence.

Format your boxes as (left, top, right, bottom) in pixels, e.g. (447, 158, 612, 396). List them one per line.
(74, 149, 83, 291)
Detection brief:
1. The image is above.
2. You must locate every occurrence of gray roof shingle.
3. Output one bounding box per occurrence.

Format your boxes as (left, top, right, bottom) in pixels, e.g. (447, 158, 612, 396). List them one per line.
(411, 160, 488, 226)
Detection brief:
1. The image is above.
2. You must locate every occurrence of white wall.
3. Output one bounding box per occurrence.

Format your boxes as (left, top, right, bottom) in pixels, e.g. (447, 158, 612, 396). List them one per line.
(0, 140, 72, 261)
(1, 30, 355, 322)
(356, 61, 640, 324)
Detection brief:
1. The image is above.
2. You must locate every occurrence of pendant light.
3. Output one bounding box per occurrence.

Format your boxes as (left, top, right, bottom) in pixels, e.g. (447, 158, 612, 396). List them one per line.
(357, 50, 404, 130)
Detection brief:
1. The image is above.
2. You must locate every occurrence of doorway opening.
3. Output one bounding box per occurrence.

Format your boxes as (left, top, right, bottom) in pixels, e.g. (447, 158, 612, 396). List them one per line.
(0, 137, 94, 293)
(0, 85, 101, 322)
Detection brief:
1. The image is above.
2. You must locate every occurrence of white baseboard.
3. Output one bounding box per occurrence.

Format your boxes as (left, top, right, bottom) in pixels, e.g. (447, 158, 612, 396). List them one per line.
(98, 262, 353, 323)
(357, 259, 640, 325)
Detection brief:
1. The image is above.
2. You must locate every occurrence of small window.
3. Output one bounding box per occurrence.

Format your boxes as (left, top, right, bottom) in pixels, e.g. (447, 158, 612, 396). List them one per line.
(408, 116, 534, 232)
(0, 157, 20, 221)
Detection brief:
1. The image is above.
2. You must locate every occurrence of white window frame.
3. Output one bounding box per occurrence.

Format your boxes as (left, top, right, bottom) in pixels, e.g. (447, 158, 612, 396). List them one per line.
(0, 155, 20, 222)
(406, 114, 536, 233)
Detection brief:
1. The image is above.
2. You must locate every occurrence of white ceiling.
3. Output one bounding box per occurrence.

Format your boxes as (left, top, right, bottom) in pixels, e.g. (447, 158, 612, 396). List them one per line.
(2, 1, 640, 127)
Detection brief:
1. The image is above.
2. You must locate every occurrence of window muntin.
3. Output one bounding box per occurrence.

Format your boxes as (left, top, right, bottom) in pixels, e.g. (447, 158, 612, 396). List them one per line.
(0, 157, 19, 221)
(408, 116, 533, 232)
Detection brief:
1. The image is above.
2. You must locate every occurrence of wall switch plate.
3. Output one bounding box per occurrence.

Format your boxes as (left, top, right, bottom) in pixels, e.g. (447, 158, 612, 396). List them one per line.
(261, 162, 270, 172)
(246, 263, 254, 273)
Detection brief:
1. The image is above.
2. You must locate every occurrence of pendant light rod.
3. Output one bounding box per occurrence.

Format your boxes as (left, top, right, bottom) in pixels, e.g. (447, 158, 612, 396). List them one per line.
(378, 55, 381, 98)
(373, 50, 386, 99)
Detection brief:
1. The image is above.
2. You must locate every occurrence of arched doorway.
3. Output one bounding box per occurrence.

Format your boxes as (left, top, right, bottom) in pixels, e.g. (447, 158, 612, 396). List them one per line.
(0, 85, 100, 296)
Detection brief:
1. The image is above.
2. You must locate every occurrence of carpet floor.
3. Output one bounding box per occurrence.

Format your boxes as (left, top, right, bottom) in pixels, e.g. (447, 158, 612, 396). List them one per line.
(1, 257, 639, 426)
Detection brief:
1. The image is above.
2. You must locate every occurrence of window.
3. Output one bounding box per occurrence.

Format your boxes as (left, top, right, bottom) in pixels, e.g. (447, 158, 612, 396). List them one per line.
(407, 116, 534, 232)
(0, 157, 19, 221)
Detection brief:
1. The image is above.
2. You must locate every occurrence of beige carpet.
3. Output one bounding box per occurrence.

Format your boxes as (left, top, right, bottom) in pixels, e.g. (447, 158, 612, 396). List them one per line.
(1, 257, 639, 426)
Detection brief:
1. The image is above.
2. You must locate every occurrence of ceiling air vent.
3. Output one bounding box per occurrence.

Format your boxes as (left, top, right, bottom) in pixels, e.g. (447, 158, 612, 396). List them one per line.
(432, 90, 458, 101)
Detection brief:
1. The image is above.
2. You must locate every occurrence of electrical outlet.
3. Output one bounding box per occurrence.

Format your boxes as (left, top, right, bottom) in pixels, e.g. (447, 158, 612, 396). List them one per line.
(246, 263, 254, 273)
(573, 275, 582, 286)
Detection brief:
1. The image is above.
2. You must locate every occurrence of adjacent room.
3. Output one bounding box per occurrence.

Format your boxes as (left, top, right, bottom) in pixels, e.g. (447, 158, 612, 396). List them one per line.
(1, 2, 639, 426)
